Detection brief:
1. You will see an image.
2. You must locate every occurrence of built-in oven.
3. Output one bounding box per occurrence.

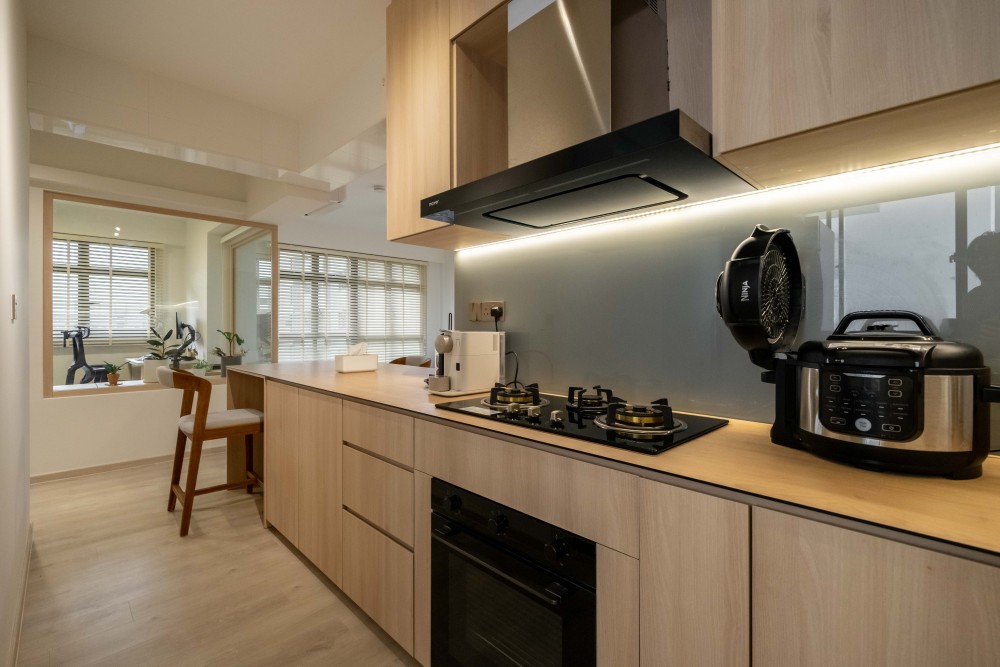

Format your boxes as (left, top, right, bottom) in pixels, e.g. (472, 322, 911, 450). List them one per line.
(431, 479, 597, 667)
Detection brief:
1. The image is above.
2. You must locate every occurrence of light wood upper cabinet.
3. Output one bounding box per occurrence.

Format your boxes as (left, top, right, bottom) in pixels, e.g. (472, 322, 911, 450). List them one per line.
(753, 508, 1000, 666)
(386, 0, 452, 241)
(450, 0, 506, 39)
(639, 480, 749, 667)
(386, 0, 511, 250)
(713, 0, 1000, 186)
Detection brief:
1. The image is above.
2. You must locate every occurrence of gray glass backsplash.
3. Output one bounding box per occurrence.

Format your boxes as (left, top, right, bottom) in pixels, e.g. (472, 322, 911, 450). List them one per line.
(454, 146, 1000, 445)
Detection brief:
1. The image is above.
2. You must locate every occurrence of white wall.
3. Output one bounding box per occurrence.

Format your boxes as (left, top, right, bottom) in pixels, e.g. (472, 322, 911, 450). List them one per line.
(28, 183, 229, 477)
(0, 0, 30, 662)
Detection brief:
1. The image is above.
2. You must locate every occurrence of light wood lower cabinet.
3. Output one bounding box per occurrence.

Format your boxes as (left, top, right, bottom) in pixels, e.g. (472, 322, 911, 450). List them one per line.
(296, 388, 343, 586)
(263, 380, 299, 542)
(343, 510, 415, 656)
(263, 381, 343, 586)
(414, 420, 639, 556)
(343, 445, 414, 547)
(597, 546, 639, 667)
(639, 480, 750, 667)
(753, 508, 1000, 666)
(343, 400, 415, 467)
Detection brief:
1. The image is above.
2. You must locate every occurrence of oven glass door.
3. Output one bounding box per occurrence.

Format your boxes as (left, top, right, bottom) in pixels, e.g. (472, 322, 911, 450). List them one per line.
(431, 517, 596, 667)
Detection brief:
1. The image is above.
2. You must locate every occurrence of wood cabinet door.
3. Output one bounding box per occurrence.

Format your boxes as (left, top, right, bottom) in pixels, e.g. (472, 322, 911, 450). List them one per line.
(263, 380, 299, 543)
(296, 391, 343, 587)
(342, 510, 415, 655)
(639, 480, 750, 667)
(386, 0, 452, 240)
(713, 0, 1000, 155)
(753, 508, 1000, 666)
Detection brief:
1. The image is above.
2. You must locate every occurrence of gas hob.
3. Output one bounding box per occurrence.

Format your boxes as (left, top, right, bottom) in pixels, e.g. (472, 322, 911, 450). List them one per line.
(436, 384, 728, 454)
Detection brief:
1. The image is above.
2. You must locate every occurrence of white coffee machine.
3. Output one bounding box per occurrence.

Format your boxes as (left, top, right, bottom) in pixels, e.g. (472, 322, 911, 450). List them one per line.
(429, 330, 504, 396)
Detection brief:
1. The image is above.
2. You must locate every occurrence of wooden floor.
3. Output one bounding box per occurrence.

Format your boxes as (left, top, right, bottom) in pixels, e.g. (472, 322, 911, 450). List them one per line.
(17, 450, 419, 667)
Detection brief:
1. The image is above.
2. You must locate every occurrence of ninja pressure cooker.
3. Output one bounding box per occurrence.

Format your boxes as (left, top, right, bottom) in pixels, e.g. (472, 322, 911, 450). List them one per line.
(717, 225, 1000, 479)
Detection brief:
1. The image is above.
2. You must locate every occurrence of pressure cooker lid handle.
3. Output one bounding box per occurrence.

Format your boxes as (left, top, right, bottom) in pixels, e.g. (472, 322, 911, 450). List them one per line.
(832, 310, 939, 337)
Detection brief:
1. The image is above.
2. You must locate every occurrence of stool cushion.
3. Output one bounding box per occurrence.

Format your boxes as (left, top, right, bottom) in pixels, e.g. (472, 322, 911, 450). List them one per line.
(179, 408, 263, 436)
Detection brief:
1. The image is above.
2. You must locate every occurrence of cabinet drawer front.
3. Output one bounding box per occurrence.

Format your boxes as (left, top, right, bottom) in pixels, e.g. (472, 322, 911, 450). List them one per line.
(343, 446, 415, 547)
(342, 511, 414, 655)
(343, 401, 414, 467)
(414, 420, 639, 556)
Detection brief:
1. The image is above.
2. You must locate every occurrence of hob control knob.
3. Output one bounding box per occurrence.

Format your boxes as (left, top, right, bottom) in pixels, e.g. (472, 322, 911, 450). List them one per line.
(550, 410, 564, 429)
(488, 513, 509, 535)
(506, 404, 522, 419)
(526, 405, 541, 422)
(442, 494, 462, 513)
(545, 538, 570, 563)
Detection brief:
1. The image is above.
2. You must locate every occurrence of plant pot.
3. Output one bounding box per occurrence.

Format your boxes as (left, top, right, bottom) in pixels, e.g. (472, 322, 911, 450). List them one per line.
(220, 355, 243, 377)
(107, 373, 121, 386)
(190, 367, 208, 377)
(142, 358, 170, 383)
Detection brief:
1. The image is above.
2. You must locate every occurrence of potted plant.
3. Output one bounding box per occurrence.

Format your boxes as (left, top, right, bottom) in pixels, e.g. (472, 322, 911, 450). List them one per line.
(102, 361, 125, 386)
(213, 330, 247, 377)
(189, 358, 212, 377)
(143, 327, 179, 383)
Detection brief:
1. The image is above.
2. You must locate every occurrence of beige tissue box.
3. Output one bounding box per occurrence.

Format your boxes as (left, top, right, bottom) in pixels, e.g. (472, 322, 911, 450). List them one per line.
(335, 354, 378, 373)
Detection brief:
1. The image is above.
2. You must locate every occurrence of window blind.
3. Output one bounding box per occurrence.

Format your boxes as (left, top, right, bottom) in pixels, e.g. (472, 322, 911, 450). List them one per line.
(52, 235, 158, 345)
(277, 246, 427, 362)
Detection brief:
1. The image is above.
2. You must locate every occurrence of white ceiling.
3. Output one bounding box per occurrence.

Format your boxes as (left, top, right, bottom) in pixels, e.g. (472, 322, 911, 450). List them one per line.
(26, 0, 390, 120)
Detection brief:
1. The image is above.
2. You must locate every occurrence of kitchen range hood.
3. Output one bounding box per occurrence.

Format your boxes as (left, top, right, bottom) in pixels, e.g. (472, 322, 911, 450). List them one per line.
(421, 0, 756, 238)
(422, 110, 754, 236)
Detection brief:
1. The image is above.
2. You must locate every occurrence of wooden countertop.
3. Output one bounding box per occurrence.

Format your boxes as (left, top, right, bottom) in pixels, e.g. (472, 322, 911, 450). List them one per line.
(231, 361, 1000, 556)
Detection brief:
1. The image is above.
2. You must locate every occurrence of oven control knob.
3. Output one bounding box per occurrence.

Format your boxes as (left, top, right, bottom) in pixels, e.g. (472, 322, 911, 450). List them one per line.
(488, 513, 509, 535)
(442, 494, 462, 513)
(550, 410, 565, 429)
(545, 538, 570, 563)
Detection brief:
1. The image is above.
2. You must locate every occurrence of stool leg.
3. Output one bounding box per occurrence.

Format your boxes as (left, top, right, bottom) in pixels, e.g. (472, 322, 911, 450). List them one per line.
(245, 433, 255, 494)
(167, 429, 187, 512)
(179, 438, 203, 537)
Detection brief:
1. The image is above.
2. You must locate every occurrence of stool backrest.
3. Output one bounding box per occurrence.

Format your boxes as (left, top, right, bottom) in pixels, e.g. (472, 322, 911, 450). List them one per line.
(158, 367, 213, 428)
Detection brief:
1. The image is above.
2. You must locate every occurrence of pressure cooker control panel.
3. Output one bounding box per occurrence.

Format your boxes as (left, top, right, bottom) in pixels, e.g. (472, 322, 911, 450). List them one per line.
(819, 368, 920, 441)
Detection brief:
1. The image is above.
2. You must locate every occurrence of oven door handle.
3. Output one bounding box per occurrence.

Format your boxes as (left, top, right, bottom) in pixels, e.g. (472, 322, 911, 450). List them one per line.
(433, 528, 573, 607)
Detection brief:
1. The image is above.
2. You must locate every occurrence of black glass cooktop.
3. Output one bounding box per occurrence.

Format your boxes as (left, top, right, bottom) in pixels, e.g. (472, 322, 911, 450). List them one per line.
(435, 393, 728, 455)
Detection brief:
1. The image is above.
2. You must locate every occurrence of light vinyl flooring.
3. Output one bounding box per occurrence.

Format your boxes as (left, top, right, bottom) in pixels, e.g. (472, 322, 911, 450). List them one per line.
(17, 450, 419, 667)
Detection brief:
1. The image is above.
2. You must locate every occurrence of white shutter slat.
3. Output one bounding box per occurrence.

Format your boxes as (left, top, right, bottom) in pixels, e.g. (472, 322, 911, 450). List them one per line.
(277, 247, 426, 362)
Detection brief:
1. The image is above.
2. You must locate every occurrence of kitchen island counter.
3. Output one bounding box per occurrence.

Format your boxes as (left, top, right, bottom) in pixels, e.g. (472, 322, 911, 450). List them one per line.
(229, 361, 1000, 557)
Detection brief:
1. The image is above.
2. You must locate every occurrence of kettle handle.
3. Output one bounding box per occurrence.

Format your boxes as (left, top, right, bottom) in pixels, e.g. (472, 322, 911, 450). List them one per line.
(832, 310, 939, 337)
(984, 386, 1000, 403)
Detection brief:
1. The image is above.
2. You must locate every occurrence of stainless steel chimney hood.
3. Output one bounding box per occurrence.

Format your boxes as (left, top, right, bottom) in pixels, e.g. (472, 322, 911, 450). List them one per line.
(421, 109, 754, 236)
(420, 0, 755, 238)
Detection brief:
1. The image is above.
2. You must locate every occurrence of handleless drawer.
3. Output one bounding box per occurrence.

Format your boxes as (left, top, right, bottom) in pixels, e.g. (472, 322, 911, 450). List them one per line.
(343, 510, 414, 655)
(343, 445, 414, 547)
(343, 401, 414, 467)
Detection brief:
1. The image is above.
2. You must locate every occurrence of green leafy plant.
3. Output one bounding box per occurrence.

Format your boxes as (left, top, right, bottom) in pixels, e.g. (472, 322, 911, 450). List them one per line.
(193, 358, 212, 370)
(213, 330, 247, 358)
(146, 327, 180, 360)
(102, 361, 125, 375)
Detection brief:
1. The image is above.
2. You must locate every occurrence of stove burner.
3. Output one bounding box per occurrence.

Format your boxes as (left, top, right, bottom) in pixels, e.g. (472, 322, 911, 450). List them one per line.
(483, 382, 550, 409)
(594, 399, 687, 439)
(567, 385, 619, 413)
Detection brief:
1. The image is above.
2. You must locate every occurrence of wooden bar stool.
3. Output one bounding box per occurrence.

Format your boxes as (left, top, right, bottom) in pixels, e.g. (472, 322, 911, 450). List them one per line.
(158, 366, 263, 536)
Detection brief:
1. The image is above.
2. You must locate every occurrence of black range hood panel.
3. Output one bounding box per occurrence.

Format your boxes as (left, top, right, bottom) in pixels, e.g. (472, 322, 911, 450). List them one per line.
(421, 110, 756, 238)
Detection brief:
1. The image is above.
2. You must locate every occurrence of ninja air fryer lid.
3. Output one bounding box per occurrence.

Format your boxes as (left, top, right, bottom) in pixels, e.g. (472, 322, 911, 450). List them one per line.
(797, 310, 985, 370)
(716, 225, 804, 370)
